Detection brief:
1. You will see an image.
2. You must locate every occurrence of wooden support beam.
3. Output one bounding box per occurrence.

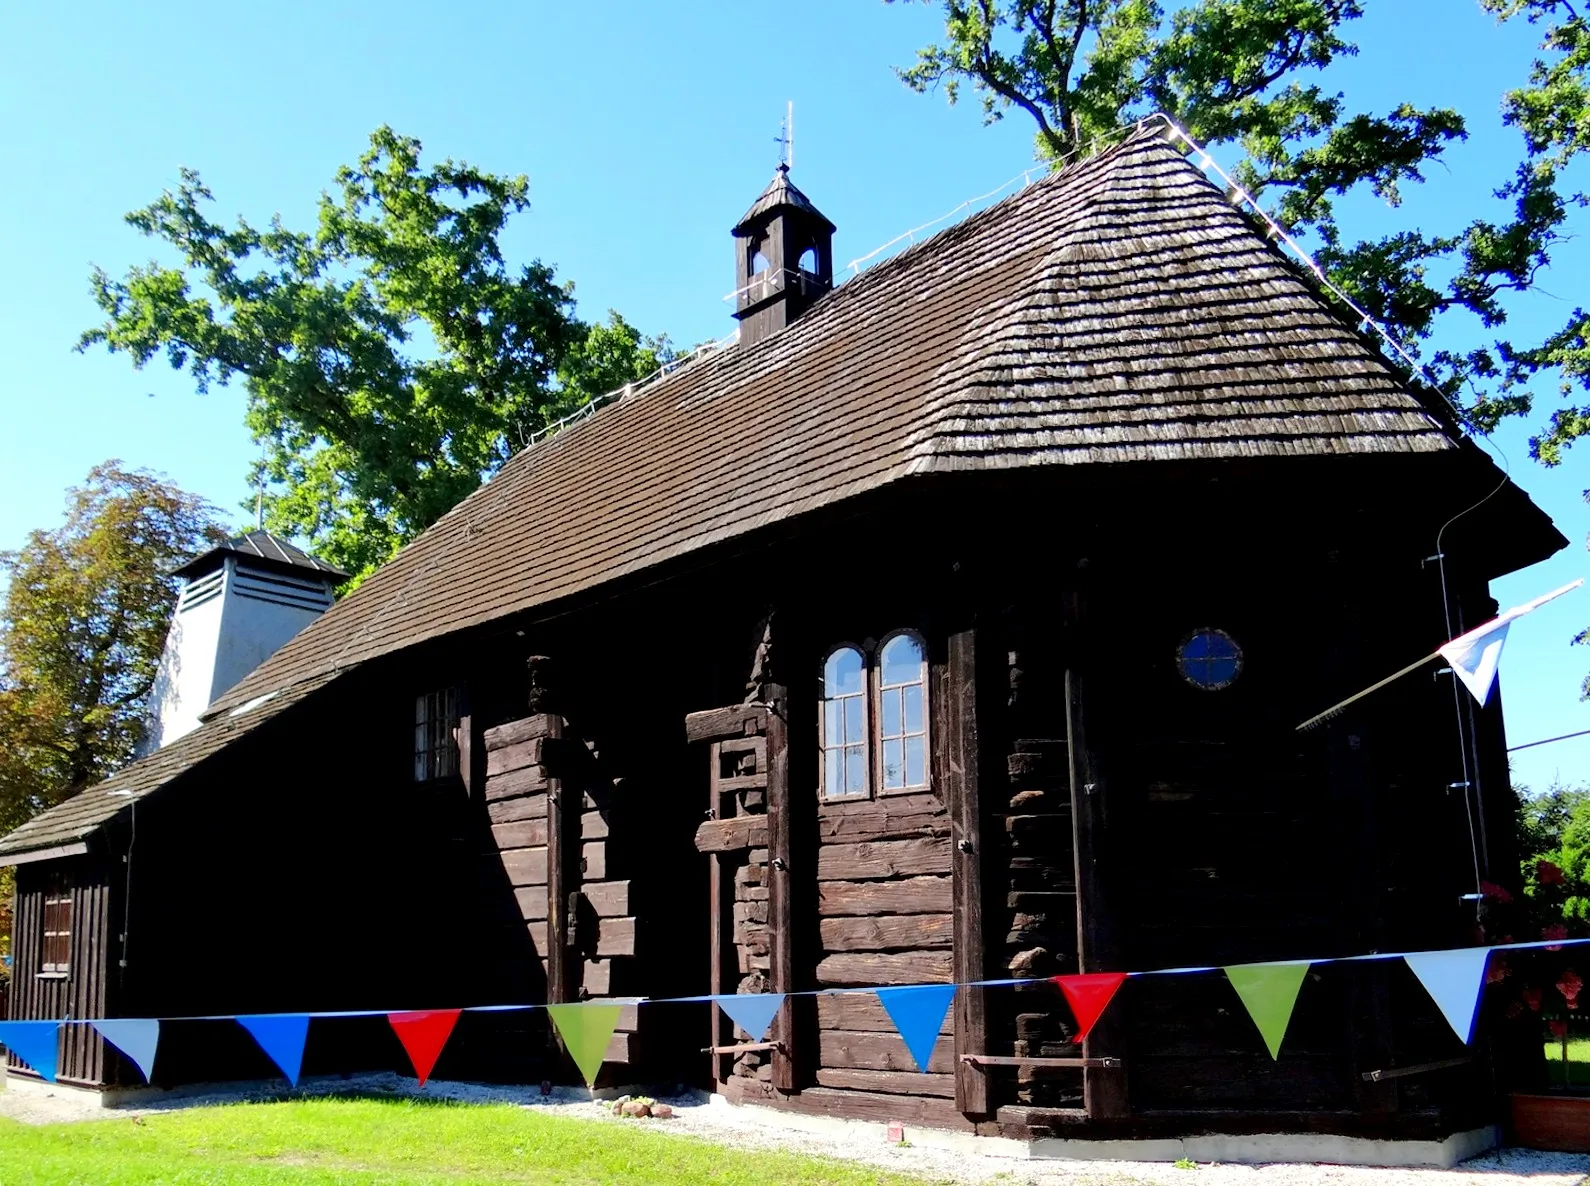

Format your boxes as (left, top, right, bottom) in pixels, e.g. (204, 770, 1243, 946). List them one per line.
(702, 1041, 783, 1055)
(544, 713, 577, 1004)
(695, 816, 769, 854)
(1361, 1057, 1469, 1083)
(1067, 663, 1129, 1119)
(457, 704, 486, 798)
(946, 627, 990, 1116)
(765, 680, 795, 1093)
(686, 703, 768, 743)
(961, 1055, 1122, 1068)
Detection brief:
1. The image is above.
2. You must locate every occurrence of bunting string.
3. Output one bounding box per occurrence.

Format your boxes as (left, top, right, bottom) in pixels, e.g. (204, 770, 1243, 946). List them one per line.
(2, 937, 1583, 1087)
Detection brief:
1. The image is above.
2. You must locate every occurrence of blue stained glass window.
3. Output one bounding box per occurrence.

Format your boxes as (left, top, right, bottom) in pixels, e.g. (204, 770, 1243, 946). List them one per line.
(1178, 629, 1242, 691)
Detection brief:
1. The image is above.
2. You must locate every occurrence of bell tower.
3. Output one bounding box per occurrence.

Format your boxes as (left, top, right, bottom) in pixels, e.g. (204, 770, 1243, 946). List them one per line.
(731, 164, 836, 348)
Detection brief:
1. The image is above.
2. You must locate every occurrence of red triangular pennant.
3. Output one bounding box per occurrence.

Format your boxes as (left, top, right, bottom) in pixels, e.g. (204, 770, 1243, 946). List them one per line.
(388, 1009, 461, 1087)
(1053, 973, 1128, 1044)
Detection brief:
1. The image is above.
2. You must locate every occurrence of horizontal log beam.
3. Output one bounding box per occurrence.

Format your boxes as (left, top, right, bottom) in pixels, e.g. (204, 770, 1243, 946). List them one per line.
(491, 819, 548, 850)
(486, 738, 544, 778)
(820, 1029, 955, 1074)
(581, 880, 631, 917)
(483, 716, 553, 748)
(695, 817, 769, 853)
(818, 913, 953, 952)
(817, 993, 953, 1035)
(499, 846, 548, 888)
(816, 838, 952, 882)
(487, 792, 548, 824)
(595, 916, 636, 958)
(484, 767, 549, 802)
(686, 703, 766, 743)
(514, 887, 548, 922)
(818, 877, 953, 917)
(814, 1068, 956, 1098)
(815, 951, 953, 987)
(817, 796, 951, 844)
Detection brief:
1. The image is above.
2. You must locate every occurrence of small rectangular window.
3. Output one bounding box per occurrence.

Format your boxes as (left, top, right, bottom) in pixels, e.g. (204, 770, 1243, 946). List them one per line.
(41, 876, 72, 975)
(414, 687, 460, 782)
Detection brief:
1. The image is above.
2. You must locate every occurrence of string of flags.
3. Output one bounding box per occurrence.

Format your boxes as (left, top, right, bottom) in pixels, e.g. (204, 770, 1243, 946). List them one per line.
(1, 937, 1581, 1088)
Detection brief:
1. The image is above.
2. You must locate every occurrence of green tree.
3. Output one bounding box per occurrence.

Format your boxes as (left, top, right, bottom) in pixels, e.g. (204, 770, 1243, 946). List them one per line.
(80, 127, 670, 584)
(0, 463, 227, 835)
(895, 0, 1590, 675)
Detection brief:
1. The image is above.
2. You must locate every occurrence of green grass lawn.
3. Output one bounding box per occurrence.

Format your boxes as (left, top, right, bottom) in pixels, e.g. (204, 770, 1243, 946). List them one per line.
(1545, 1037, 1590, 1089)
(0, 1096, 939, 1186)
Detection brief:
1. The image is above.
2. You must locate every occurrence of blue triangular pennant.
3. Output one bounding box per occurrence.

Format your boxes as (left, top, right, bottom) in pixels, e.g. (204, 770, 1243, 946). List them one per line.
(0, 1021, 60, 1082)
(714, 993, 785, 1042)
(1404, 948, 1492, 1044)
(237, 1015, 311, 1086)
(876, 985, 956, 1072)
(92, 1019, 160, 1083)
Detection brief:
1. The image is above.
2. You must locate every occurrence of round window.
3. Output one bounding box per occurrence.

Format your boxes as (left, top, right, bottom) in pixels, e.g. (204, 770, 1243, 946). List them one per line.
(1178, 628, 1242, 691)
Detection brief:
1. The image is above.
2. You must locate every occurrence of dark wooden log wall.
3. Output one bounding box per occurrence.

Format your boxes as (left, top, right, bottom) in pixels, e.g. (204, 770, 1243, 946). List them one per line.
(481, 712, 643, 1073)
(689, 704, 775, 1094)
(813, 790, 955, 1101)
(7, 858, 119, 1086)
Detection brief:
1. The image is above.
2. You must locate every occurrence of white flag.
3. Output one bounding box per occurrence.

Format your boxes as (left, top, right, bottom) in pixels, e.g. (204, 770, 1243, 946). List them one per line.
(1299, 578, 1582, 730)
(1437, 580, 1583, 707)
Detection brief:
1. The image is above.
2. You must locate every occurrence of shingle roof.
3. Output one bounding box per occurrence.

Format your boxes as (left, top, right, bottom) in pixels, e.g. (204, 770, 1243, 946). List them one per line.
(170, 530, 349, 582)
(736, 164, 836, 232)
(0, 671, 339, 859)
(207, 126, 1459, 717)
(0, 125, 1492, 860)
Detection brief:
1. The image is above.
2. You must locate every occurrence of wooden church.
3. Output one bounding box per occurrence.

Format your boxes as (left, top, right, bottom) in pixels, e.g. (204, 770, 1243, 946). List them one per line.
(1, 121, 1567, 1148)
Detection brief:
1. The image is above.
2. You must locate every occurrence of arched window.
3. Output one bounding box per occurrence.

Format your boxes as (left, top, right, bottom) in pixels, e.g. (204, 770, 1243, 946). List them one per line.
(819, 633, 930, 800)
(798, 245, 819, 274)
(821, 646, 869, 798)
(877, 633, 928, 792)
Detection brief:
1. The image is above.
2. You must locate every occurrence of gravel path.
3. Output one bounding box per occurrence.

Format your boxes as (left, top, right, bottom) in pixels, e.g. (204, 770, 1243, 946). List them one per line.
(1, 1071, 1586, 1186)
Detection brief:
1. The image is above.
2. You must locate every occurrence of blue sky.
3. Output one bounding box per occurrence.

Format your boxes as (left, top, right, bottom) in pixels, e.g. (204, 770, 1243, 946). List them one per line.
(1, 1, 1586, 792)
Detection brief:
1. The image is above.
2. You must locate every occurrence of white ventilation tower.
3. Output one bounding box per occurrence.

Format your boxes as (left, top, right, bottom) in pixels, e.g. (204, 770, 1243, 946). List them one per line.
(138, 531, 346, 753)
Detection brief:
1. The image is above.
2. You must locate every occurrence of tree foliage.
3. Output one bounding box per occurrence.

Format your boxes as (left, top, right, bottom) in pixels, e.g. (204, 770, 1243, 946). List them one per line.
(0, 463, 227, 835)
(896, 0, 1590, 678)
(80, 128, 670, 584)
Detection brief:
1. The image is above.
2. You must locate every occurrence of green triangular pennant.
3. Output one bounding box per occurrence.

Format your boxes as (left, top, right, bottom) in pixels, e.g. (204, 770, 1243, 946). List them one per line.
(1224, 961, 1311, 1060)
(546, 1004, 621, 1087)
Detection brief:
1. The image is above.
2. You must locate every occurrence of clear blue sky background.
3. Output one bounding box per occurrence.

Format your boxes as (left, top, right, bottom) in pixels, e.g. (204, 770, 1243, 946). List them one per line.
(0, 2, 1586, 793)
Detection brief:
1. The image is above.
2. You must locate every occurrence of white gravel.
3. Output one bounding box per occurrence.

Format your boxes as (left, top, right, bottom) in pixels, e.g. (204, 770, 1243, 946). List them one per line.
(1, 1071, 1586, 1186)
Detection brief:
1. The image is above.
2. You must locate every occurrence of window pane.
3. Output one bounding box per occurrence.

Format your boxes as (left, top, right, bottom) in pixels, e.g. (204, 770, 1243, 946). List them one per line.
(881, 687, 902, 738)
(825, 747, 844, 797)
(415, 752, 429, 781)
(415, 695, 429, 725)
(824, 699, 842, 745)
(880, 634, 923, 686)
(882, 739, 904, 789)
(824, 647, 865, 697)
(845, 746, 866, 795)
(903, 684, 923, 735)
(844, 695, 864, 744)
(905, 736, 926, 787)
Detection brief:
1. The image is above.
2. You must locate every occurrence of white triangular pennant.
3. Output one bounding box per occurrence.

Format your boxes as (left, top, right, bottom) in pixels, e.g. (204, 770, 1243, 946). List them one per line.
(1404, 947, 1492, 1044)
(92, 1019, 160, 1083)
(1438, 622, 1509, 706)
